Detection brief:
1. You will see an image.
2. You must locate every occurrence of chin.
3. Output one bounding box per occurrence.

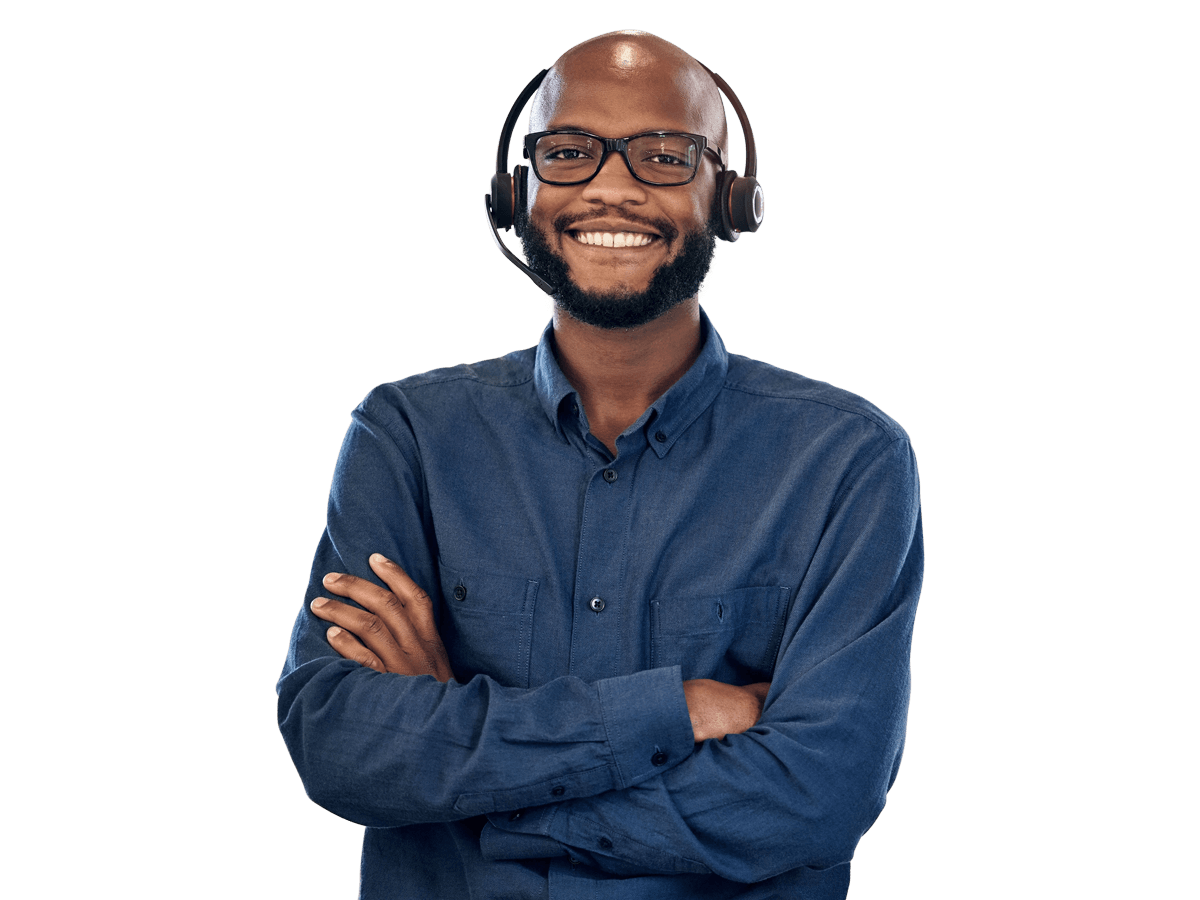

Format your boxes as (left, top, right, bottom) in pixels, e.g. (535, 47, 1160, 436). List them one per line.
(519, 215, 717, 331)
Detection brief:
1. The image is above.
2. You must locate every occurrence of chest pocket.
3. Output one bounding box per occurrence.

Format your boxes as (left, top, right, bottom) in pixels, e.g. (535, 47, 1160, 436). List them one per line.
(438, 561, 539, 689)
(650, 586, 791, 683)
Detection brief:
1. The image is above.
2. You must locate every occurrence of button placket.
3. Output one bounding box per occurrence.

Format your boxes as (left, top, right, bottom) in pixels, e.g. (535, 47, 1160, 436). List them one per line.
(568, 450, 637, 680)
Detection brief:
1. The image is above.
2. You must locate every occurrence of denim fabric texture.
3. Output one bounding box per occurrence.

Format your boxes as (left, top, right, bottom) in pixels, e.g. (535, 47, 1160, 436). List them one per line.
(277, 312, 923, 899)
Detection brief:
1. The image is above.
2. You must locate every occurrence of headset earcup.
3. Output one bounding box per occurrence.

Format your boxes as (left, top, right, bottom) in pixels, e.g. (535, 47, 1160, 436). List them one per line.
(511, 165, 525, 234)
(490, 172, 515, 231)
(729, 175, 765, 234)
(717, 170, 765, 241)
(715, 170, 740, 242)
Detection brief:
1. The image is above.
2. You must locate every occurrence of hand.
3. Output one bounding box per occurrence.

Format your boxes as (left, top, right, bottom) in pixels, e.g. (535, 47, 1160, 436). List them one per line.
(310, 553, 456, 682)
(682, 679, 770, 742)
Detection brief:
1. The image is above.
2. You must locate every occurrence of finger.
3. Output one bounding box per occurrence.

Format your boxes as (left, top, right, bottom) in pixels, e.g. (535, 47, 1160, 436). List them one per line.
(368, 555, 436, 625)
(310, 594, 408, 673)
(370, 555, 456, 683)
(320, 571, 396, 612)
(321, 571, 429, 648)
(323, 559, 456, 682)
(369, 555, 455, 680)
(326, 625, 386, 673)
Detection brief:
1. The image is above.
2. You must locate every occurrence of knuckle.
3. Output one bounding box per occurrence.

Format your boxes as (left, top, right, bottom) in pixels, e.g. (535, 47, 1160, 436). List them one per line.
(382, 593, 405, 615)
(362, 615, 386, 636)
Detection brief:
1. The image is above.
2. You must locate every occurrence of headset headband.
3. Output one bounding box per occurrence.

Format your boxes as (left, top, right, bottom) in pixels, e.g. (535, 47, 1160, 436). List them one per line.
(485, 61, 764, 294)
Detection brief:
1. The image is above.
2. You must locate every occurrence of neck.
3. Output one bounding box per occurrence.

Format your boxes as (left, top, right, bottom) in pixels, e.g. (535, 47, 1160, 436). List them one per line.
(552, 298, 703, 456)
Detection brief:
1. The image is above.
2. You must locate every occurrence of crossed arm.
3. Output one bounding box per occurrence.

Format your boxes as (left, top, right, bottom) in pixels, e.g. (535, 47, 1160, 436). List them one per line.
(279, 396, 922, 881)
(311, 552, 770, 742)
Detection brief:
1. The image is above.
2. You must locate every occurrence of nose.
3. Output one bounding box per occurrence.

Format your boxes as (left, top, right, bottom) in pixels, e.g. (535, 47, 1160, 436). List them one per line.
(580, 150, 648, 206)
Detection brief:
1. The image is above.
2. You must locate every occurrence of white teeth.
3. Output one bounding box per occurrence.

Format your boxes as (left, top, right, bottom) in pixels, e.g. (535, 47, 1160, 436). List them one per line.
(573, 231, 653, 248)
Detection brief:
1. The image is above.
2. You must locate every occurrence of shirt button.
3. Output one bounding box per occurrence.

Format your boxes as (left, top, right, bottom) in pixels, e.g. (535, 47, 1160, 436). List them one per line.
(509, 810, 524, 821)
(589, 596, 605, 613)
(452, 584, 467, 602)
(598, 837, 613, 850)
(602, 468, 618, 483)
(655, 430, 667, 443)
(552, 786, 565, 797)
(651, 751, 668, 767)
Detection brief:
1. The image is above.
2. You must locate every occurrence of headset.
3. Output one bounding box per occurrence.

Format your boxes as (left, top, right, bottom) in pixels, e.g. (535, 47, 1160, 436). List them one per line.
(485, 64, 765, 294)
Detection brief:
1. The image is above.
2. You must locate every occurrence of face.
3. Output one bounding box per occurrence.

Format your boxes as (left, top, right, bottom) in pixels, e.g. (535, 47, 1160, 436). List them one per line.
(518, 52, 724, 329)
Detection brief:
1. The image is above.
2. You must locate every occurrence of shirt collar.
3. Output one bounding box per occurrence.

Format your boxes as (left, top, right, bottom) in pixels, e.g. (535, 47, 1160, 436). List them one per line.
(533, 308, 729, 458)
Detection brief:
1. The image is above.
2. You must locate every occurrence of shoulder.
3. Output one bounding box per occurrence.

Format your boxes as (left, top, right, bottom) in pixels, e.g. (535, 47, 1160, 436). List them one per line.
(357, 347, 537, 415)
(721, 353, 909, 444)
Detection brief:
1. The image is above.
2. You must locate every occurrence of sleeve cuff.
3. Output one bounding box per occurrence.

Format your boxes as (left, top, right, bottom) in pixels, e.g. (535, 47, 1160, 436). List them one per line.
(596, 664, 694, 789)
(480, 809, 567, 861)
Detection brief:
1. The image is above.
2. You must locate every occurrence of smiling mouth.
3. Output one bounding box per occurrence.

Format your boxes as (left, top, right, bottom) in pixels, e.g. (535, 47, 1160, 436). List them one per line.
(569, 230, 658, 249)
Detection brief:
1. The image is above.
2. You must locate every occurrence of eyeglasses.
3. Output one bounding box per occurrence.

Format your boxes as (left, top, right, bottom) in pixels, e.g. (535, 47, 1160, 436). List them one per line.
(524, 130, 725, 187)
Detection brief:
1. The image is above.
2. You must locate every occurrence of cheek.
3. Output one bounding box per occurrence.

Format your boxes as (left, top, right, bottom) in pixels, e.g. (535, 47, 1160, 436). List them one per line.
(525, 174, 541, 216)
(672, 169, 715, 232)
(525, 181, 563, 234)
(682, 171, 718, 229)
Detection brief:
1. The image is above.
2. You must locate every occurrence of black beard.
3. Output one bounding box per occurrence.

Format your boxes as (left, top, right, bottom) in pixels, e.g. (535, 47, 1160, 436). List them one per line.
(517, 205, 718, 330)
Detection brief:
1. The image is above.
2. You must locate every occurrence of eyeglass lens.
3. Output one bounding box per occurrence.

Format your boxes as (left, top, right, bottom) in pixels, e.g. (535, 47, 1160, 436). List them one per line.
(532, 133, 701, 185)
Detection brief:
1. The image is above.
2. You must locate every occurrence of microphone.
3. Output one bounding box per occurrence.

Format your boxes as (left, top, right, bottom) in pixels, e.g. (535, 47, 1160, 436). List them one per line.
(485, 196, 556, 296)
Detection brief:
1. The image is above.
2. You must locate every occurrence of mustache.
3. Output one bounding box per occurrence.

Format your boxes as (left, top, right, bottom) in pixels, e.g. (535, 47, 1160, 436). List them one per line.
(552, 208, 680, 243)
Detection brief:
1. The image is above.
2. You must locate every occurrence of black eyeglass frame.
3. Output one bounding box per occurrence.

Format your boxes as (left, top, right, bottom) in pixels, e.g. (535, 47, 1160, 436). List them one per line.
(523, 130, 726, 187)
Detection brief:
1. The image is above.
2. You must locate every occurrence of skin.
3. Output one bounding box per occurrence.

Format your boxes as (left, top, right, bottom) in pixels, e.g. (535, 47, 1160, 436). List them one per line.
(528, 34, 729, 454)
(312, 34, 768, 743)
(313, 555, 768, 742)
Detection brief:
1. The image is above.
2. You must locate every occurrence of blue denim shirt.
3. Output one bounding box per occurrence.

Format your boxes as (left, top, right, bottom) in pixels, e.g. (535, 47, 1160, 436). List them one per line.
(278, 312, 923, 899)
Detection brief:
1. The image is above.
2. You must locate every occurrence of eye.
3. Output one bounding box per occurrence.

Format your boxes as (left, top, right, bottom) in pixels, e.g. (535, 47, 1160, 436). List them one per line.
(537, 136, 598, 163)
(630, 135, 699, 173)
(643, 151, 689, 166)
(545, 147, 593, 161)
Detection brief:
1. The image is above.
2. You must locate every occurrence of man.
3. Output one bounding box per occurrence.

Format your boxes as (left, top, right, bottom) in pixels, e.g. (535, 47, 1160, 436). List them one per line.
(278, 31, 922, 900)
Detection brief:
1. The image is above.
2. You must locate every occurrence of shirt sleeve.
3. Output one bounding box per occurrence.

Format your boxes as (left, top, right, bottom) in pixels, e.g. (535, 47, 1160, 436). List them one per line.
(483, 436, 923, 881)
(276, 395, 695, 828)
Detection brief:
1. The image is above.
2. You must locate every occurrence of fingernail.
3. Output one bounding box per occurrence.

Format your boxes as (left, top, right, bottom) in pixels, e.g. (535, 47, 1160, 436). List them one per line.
(323, 572, 340, 584)
(327, 626, 342, 638)
(310, 597, 327, 609)
(370, 553, 390, 565)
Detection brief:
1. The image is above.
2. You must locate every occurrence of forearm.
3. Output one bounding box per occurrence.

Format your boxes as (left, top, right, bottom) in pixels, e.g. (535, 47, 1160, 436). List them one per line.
(485, 617, 912, 880)
(278, 619, 695, 827)
(274, 398, 683, 826)
(485, 437, 922, 880)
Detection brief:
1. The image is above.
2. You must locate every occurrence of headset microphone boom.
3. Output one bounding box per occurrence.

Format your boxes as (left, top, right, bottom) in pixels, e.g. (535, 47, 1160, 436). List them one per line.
(485, 64, 764, 294)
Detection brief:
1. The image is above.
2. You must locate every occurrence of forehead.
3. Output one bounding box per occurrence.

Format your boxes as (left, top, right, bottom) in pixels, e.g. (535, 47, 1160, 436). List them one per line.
(531, 56, 715, 137)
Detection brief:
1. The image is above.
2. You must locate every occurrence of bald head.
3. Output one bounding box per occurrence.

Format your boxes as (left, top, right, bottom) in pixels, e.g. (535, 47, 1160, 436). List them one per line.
(530, 31, 728, 159)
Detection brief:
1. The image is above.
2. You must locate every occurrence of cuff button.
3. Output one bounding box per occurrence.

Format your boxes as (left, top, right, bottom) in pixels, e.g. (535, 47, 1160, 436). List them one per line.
(650, 750, 668, 766)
